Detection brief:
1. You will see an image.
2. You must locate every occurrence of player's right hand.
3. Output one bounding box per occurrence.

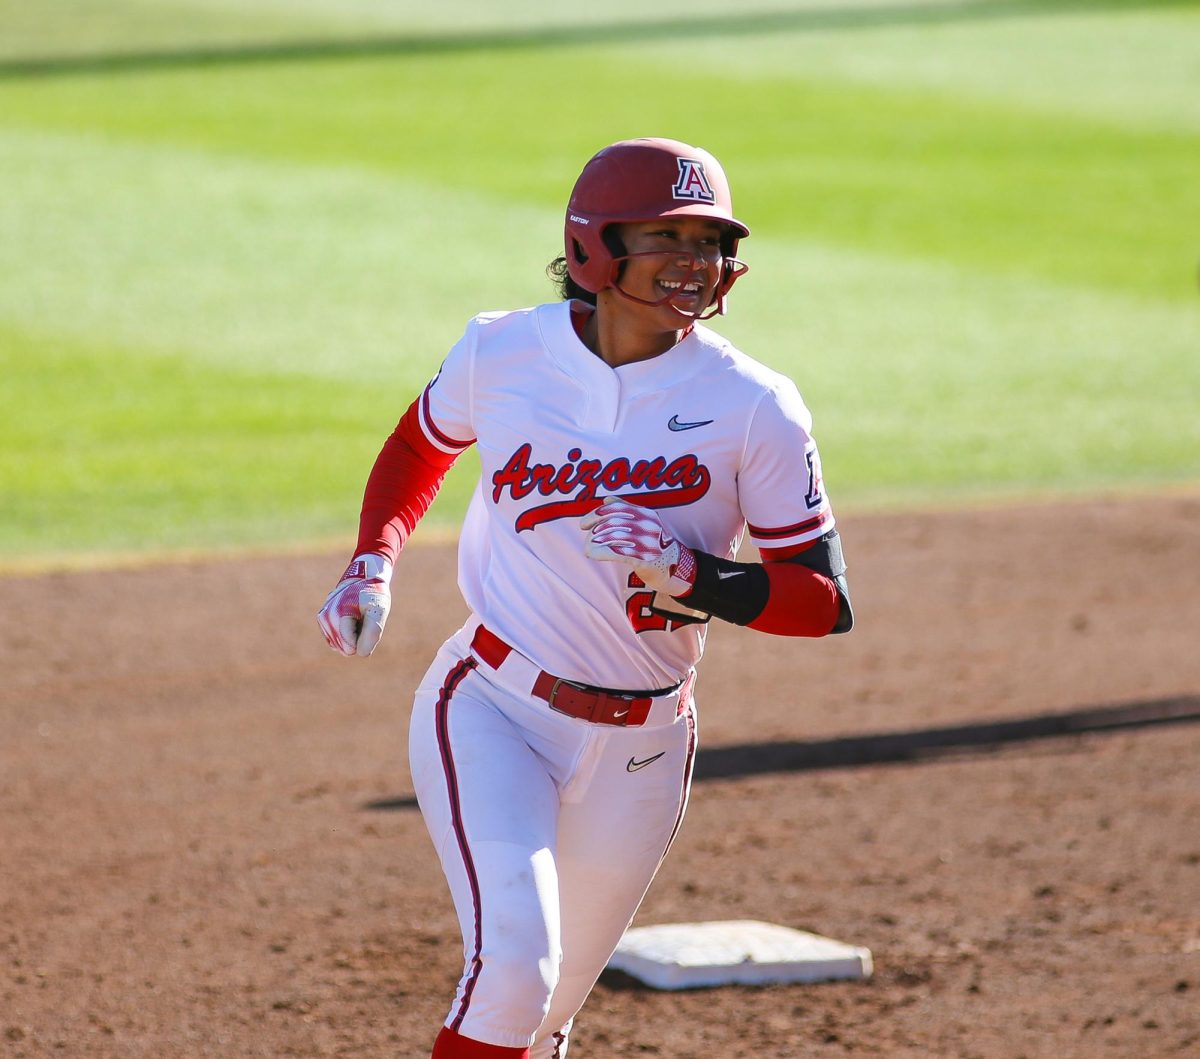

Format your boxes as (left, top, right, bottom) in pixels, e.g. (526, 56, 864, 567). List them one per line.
(581, 497, 697, 598)
(317, 553, 393, 657)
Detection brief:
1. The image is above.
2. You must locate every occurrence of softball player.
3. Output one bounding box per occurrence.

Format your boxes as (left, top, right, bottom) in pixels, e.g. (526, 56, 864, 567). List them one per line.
(318, 138, 853, 1059)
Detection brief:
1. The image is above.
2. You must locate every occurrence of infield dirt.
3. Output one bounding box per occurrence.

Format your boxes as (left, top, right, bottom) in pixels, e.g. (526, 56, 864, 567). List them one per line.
(2, 495, 1198, 1058)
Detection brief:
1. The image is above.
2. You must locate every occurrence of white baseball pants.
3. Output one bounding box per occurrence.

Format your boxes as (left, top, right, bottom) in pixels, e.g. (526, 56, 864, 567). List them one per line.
(409, 622, 697, 1057)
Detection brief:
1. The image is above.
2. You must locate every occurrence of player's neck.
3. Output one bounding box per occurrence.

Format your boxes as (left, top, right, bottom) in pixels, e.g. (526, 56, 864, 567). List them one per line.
(583, 297, 687, 368)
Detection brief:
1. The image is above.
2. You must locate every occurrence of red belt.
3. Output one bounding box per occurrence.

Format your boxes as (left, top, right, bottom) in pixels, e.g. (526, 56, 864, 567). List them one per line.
(470, 625, 674, 727)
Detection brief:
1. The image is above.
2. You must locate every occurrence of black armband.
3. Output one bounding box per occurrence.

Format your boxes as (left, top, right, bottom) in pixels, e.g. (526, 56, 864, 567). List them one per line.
(676, 550, 770, 626)
(785, 531, 854, 633)
(787, 530, 847, 579)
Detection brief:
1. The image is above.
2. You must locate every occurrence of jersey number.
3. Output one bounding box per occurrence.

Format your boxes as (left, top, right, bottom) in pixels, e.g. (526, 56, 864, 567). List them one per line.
(626, 574, 690, 634)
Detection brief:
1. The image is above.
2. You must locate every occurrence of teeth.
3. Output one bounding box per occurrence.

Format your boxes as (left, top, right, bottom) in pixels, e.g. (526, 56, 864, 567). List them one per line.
(660, 281, 700, 292)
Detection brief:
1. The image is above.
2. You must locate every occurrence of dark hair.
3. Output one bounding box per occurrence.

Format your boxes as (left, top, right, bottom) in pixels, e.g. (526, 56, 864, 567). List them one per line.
(546, 255, 597, 305)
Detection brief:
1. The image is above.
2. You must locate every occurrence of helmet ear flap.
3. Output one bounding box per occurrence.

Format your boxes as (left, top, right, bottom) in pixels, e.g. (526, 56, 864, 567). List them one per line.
(565, 221, 620, 294)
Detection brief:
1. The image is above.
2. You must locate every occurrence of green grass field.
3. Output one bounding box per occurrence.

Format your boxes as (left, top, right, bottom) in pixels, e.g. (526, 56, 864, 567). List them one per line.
(1, 0, 1197, 564)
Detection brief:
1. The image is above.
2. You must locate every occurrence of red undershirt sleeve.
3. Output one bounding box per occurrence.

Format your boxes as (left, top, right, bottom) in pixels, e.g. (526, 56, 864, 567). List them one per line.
(746, 561, 841, 636)
(746, 541, 841, 637)
(354, 397, 465, 566)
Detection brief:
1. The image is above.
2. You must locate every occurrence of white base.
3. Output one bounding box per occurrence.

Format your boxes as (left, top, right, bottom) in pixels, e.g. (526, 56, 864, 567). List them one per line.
(607, 920, 873, 990)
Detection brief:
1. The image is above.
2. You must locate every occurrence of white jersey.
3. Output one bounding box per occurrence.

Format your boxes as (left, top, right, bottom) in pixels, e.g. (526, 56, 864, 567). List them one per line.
(415, 299, 834, 690)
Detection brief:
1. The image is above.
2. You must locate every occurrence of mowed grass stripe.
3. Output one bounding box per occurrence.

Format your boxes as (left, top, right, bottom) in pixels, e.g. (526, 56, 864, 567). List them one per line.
(0, 127, 560, 383)
(0, 44, 1195, 300)
(652, 6, 1200, 134)
(0, 323, 482, 555)
(0, 0, 980, 64)
(721, 238, 1200, 498)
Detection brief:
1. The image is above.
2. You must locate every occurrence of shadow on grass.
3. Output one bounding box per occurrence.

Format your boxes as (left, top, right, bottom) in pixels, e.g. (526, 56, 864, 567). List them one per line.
(2, 1, 1189, 79)
(363, 694, 1200, 811)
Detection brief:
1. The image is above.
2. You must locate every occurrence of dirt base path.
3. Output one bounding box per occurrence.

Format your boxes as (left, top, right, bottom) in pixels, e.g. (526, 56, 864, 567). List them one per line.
(2, 495, 1198, 1058)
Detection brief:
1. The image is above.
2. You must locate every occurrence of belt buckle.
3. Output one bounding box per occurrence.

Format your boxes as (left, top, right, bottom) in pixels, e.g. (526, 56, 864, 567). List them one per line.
(547, 677, 595, 721)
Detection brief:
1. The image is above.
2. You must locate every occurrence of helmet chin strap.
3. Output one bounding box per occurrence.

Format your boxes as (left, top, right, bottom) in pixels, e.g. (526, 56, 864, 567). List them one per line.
(607, 252, 721, 321)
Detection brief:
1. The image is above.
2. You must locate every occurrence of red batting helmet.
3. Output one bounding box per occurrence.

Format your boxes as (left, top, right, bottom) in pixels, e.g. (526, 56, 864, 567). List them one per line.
(564, 137, 750, 316)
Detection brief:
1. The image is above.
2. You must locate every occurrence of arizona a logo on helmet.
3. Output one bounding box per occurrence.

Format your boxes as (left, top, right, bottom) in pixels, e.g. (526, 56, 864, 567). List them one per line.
(673, 158, 716, 202)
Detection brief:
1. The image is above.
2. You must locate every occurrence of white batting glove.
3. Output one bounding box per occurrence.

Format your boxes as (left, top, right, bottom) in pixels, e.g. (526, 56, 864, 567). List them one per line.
(317, 553, 393, 657)
(581, 497, 697, 598)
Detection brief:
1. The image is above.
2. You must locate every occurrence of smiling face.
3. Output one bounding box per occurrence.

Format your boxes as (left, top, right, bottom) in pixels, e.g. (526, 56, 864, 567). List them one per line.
(607, 217, 727, 322)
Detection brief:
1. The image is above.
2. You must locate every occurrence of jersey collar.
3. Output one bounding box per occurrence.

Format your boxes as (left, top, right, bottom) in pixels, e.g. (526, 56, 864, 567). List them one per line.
(538, 300, 711, 396)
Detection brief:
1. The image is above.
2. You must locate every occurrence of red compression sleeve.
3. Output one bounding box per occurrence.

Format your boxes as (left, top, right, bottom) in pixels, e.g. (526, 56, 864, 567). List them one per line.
(741, 540, 841, 637)
(355, 397, 465, 566)
(744, 561, 841, 636)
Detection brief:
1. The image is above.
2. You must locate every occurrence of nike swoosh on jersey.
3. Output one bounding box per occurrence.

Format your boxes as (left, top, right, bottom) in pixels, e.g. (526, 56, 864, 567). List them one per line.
(667, 415, 714, 432)
(717, 570, 744, 580)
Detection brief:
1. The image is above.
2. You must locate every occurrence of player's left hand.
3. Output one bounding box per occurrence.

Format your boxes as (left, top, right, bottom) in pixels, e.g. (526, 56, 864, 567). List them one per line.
(317, 553, 392, 657)
(582, 497, 697, 598)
